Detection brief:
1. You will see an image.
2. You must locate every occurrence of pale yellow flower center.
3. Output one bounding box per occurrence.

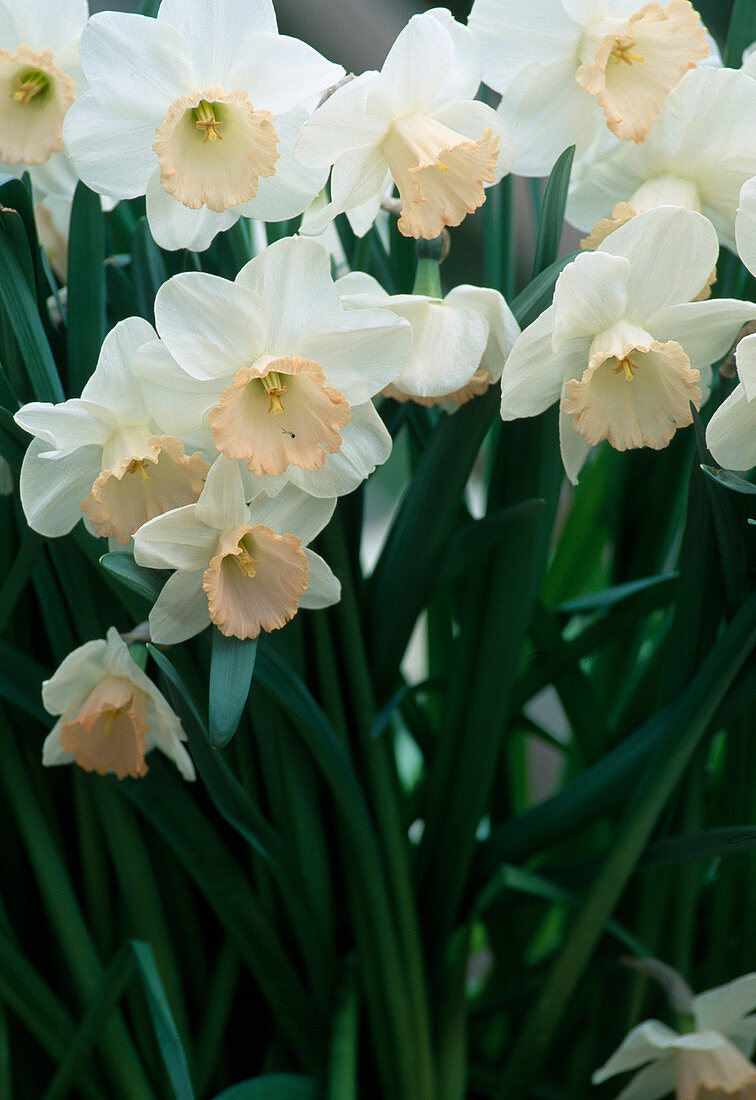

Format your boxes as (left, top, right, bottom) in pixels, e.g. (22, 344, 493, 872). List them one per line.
(0, 45, 74, 165)
(575, 1, 708, 142)
(203, 524, 309, 640)
(382, 113, 500, 239)
(153, 85, 279, 212)
(208, 355, 351, 478)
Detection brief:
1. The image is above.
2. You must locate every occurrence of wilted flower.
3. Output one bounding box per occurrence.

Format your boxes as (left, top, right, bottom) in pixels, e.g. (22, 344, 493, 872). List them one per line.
(42, 627, 195, 780)
(64, 0, 343, 250)
(593, 972, 756, 1099)
(467, 0, 709, 176)
(296, 8, 513, 239)
(337, 269, 519, 406)
(568, 67, 756, 252)
(138, 236, 412, 498)
(15, 317, 209, 542)
(133, 455, 340, 643)
(500, 207, 756, 483)
(706, 334, 756, 472)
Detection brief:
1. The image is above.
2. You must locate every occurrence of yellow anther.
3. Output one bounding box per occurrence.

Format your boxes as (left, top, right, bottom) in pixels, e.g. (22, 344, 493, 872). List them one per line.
(103, 707, 124, 735)
(610, 39, 645, 66)
(437, 160, 449, 173)
(260, 371, 288, 414)
(235, 549, 258, 577)
(613, 353, 640, 381)
(12, 71, 48, 106)
(194, 99, 223, 142)
(127, 459, 151, 483)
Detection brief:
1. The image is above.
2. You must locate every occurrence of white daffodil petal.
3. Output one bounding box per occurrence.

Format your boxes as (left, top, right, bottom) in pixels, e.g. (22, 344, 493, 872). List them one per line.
(157, 0, 277, 85)
(136, 339, 219, 436)
(613, 1058, 677, 1100)
(395, 299, 489, 398)
(706, 387, 756, 471)
(500, 305, 582, 420)
(424, 8, 483, 103)
(64, 94, 158, 200)
(431, 99, 514, 183)
(345, 181, 393, 239)
(194, 454, 250, 531)
(15, 399, 111, 455)
(41, 637, 107, 715)
(375, 12, 457, 117)
(297, 310, 412, 405)
(226, 32, 343, 118)
(695, 974, 756, 1035)
(445, 285, 520, 381)
(20, 439, 100, 537)
(2, 0, 89, 53)
(145, 169, 240, 252)
(133, 504, 218, 571)
(149, 568, 211, 645)
(737, 334, 756, 403)
(599, 207, 719, 321)
(247, 483, 336, 543)
(559, 394, 592, 485)
(592, 1020, 681, 1083)
(238, 108, 328, 223)
(155, 271, 270, 381)
(648, 300, 756, 372)
(300, 549, 341, 609)
(468, 0, 582, 88)
(336, 271, 387, 299)
(42, 721, 73, 767)
(81, 316, 158, 410)
(328, 145, 394, 234)
(294, 73, 384, 169)
(143, 696, 196, 780)
(287, 402, 392, 498)
(736, 176, 756, 277)
(552, 251, 630, 351)
(79, 12, 193, 121)
(236, 236, 340, 350)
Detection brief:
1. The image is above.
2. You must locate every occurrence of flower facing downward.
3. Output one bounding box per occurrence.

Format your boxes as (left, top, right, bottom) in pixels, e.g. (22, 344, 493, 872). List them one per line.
(133, 456, 341, 644)
(42, 628, 195, 780)
(296, 9, 513, 239)
(500, 207, 756, 483)
(593, 973, 756, 1099)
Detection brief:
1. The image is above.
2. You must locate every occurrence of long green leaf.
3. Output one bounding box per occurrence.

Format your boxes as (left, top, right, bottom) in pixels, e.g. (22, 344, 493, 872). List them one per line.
(724, 0, 756, 66)
(66, 183, 106, 395)
(131, 217, 168, 323)
(209, 631, 257, 747)
(436, 500, 546, 589)
(531, 146, 575, 278)
(0, 527, 45, 633)
(99, 551, 167, 603)
(701, 464, 756, 495)
(212, 1076, 319, 1100)
(0, 217, 63, 403)
(131, 940, 195, 1100)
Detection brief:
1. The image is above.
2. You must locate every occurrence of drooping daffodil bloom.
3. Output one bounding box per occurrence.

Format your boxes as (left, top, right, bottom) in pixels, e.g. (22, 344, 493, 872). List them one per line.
(337, 269, 519, 406)
(42, 627, 195, 781)
(568, 67, 756, 252)
(500, 206, 756, 483)
(706, 334, 756, 473)
(593, 972, 756, 1099)
(137, 236, 412, 498)
(467, 0, 709, 176)
(133, 455, 340, 643)
(63, 0, 344, 250)
(15, 317, 210, 542)
(296, 8, 514, 239)
(0, 0, 86, 169)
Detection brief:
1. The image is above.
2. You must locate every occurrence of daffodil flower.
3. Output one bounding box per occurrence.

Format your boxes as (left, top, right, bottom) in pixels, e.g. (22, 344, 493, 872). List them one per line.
(593, 972, 756, 1099)
(568, 67, 756, 252)
(296, 8, 514, 239)
(42, 627, 195, 781)
(63, 0, 344, 250)
(706, 334, 756, 473)
(133, 455, 340, 644)
(736, 176, 756, 277)
(337, 270, 519, 406)
(467, 0, 709, 176)
(15, 317, 209, 542)
(137, 236, 412, 498)
(500, 206, 756, 483)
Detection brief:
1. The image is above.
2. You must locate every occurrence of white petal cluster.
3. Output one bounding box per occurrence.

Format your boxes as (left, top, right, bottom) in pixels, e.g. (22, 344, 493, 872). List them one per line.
(42, 627, 195, 781)
(63, 0, 343, 250)
(593, 973, 756, 1099)
(296, 9, 514, 239)
(500, 207, 756, 483)
(706, 334, 756, 472)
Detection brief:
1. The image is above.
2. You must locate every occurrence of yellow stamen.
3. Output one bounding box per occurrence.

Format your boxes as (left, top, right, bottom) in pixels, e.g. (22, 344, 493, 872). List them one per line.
(260, 371, 287, 414)
(126, 458, 150, 483)
(437, 161, 449, 173)
(103, 707, 124, 735)
(235, 542, 259, 578)
(610, 39, 645, 66)
(12, 70, 48, 106)
(194, 99, 223, 142)
(613, 353, 639, 381)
